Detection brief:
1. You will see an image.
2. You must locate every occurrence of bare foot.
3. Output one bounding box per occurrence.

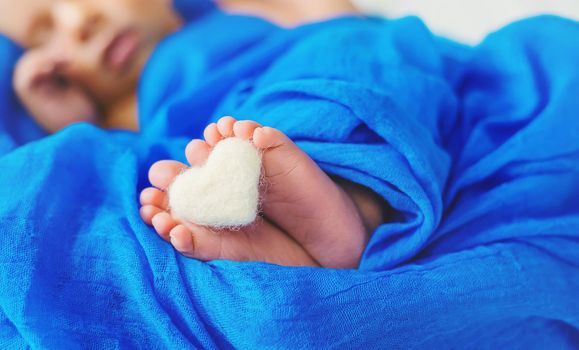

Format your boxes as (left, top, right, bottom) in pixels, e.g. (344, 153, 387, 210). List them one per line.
(140, 117, 371, 268)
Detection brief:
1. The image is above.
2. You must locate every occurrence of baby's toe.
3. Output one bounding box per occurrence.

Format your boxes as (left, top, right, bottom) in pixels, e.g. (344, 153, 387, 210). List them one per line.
(149, 160, 187, 190)
(252, 126, 290, 149)
(140, 205, 164, 225)
(152, 212, 178, 242)
(233, 120, 262, 140)
(185, 139, 211, 166)
(140, 187, 168, 209)
(169, 225, 196, 258)
(203, 123, 222, 146)
(171, 224, 224, 261)
(216, 116, 237, 138)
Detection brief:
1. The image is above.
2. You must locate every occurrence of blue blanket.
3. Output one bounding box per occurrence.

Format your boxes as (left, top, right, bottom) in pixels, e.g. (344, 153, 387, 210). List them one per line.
(0, 7, 578, 348)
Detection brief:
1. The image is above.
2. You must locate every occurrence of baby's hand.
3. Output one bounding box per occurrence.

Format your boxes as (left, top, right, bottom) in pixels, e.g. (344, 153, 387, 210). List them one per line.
(13, 48, 97, 133)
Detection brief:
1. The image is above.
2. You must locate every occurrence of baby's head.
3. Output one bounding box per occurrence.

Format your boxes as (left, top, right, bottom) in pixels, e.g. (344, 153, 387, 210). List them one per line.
(0, 0, 181, 132)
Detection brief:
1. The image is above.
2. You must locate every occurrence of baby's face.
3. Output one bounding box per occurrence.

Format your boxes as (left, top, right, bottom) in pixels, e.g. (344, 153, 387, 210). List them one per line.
(3, 0, 180, 129)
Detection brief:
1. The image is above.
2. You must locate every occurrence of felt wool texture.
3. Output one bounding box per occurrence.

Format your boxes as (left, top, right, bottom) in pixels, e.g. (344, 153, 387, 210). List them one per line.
(168, 138, 262, 228)
(0, 8, 579, 349)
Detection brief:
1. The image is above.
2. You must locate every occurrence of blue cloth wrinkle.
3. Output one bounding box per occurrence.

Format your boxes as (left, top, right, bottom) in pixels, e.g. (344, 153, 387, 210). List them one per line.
(0, 7, 578, 348)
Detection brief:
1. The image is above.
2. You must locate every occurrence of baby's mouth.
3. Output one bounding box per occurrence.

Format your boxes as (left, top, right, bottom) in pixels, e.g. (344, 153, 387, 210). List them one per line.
(102, 29, 140, 73)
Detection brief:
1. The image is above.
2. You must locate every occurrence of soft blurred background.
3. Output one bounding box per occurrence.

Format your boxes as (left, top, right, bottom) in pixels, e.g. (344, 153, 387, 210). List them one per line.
(354, 0, 579, 44)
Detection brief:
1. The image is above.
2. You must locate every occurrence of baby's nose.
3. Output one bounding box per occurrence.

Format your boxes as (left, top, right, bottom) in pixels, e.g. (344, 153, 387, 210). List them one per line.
(53, 1, 104, 44)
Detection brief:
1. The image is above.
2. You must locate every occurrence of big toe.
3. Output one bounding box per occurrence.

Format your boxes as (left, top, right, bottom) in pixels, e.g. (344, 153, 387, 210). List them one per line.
(252, 126, 291, 150)
(232, 120, 262, 140)
(169, 225, 196, 258)
(170, 224, 223, 261)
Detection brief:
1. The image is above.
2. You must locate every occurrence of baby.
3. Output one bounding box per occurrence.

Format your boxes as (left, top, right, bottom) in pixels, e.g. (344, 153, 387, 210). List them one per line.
(1, 0, 385, 268)
(3, 0, 181, 132)
(3, 0, 358, 132)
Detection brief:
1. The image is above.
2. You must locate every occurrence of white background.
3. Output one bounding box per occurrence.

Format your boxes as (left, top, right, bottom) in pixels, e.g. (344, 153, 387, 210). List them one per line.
(353, 0, 579, 44)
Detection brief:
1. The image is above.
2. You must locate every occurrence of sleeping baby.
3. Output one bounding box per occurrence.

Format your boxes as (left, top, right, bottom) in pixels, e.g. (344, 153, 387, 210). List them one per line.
(1, 0, 386, 268)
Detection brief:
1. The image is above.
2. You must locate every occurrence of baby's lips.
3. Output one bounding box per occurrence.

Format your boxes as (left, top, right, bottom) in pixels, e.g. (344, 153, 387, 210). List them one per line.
(102, 29, 140, 73)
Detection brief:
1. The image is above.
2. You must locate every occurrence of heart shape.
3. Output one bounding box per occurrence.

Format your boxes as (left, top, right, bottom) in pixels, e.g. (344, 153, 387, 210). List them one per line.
(168, 138, 262, 229)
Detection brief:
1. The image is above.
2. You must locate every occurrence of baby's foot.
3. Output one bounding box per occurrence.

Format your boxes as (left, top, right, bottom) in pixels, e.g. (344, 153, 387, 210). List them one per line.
(140, 117, 368, 268)
(139, 155, 317, 267)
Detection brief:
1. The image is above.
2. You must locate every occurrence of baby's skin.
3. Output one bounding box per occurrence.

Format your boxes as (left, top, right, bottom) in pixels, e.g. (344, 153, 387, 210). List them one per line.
(140, 117, 384, 268)
(3, 0, 358, 133)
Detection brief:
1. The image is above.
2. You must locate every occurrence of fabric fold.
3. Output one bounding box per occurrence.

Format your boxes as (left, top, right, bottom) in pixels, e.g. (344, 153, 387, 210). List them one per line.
(0, 11, 577, 348)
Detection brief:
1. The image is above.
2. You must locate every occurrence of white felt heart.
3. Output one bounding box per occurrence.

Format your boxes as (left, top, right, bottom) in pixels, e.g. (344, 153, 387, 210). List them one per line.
(168, 138, 262, 229)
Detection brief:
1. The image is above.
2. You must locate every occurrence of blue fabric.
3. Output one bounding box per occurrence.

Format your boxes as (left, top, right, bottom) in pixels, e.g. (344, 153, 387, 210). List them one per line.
(0, 10, 578, 348)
